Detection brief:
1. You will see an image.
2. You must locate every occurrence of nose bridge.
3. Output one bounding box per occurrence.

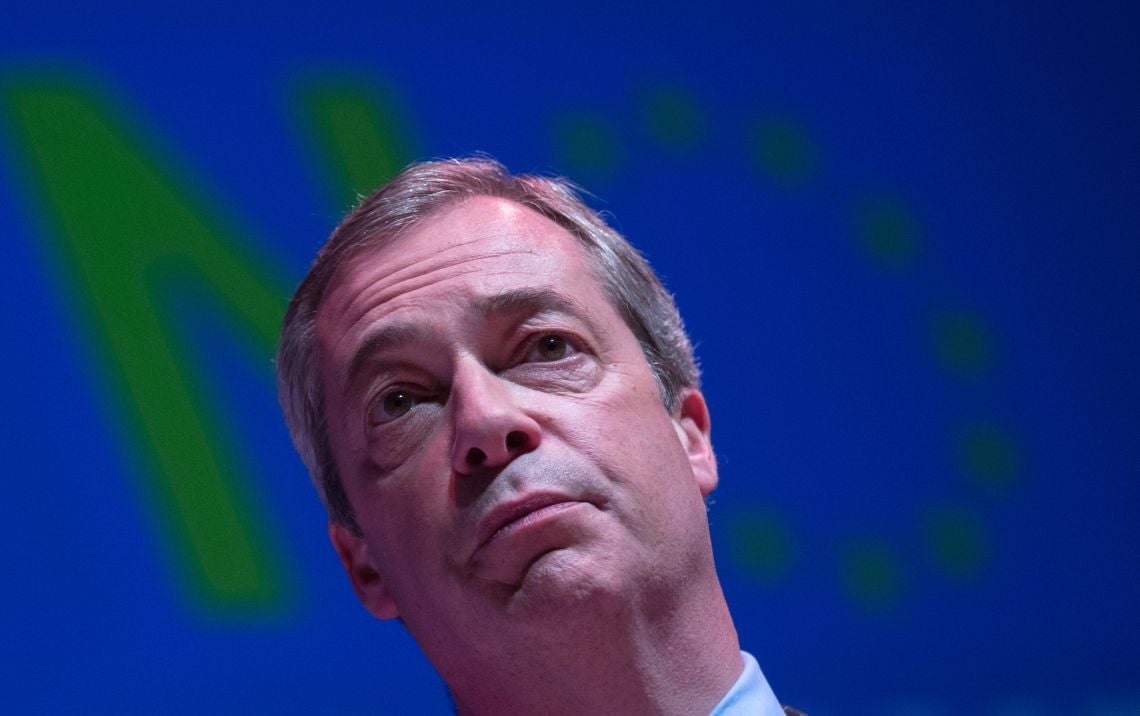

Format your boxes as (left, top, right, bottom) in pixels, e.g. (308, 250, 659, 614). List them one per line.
(450, 356, 540, 474)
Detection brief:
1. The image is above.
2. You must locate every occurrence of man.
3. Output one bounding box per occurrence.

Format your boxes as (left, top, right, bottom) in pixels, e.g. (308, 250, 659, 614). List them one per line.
(276, 158, 802, 715)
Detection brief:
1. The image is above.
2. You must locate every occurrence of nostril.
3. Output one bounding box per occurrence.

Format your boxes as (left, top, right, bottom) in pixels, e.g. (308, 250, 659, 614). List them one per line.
(466, 447, 487, 466)
(505, 431, 525, 450)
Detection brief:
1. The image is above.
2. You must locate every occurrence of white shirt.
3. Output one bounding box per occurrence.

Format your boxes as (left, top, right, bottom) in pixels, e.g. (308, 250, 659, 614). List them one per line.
(709, 651, 786, 715)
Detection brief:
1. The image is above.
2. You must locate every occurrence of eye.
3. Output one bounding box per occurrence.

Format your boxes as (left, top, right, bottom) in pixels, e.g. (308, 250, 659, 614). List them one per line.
(533, 334, 569, 361)
(370, 389, 419, 424)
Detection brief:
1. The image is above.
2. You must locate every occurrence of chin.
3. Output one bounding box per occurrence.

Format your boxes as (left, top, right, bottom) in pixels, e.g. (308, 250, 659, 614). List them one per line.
(504, 545, 637, 618)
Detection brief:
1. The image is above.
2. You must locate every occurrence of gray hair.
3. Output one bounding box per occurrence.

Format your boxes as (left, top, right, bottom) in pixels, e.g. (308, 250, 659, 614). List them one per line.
(276, 157, 699, 531)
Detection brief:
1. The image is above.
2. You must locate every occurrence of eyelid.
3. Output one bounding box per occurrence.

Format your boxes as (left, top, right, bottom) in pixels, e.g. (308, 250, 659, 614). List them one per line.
(518, 330, 584, 362)
(365, 382, 431, 427)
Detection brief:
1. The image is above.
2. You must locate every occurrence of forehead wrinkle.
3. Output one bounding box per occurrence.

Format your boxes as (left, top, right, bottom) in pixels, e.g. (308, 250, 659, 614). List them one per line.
(337, 243, 537, 324)
(327, 247, 537, 399)
(322, 212, 608, 402)
(371, 223, 540, 289)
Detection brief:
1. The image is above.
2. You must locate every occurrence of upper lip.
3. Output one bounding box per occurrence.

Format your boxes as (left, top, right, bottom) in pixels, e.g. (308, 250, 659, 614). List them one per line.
(474, 492, 579, 551)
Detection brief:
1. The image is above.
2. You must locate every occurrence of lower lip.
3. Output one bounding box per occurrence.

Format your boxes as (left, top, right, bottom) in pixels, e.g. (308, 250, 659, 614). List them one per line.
(488, 501, 585, 544)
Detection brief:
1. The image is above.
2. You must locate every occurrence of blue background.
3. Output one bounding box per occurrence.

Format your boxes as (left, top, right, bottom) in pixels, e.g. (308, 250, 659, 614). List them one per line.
(2, 2, 1138, 713)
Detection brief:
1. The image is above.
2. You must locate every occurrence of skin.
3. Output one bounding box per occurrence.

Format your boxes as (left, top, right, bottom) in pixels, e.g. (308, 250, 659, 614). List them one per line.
(316, 196, 742, 715)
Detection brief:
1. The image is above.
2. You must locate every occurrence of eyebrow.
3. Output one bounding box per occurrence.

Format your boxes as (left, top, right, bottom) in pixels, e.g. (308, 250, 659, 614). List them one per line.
(342, 287, 600, 395)
(343, 323, 432, 395)
(473, 286, 582, 321)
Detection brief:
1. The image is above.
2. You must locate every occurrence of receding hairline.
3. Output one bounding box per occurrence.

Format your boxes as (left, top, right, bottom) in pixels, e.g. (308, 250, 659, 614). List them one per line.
(316, 198, 621, 407)
(314, 194, 573, 317)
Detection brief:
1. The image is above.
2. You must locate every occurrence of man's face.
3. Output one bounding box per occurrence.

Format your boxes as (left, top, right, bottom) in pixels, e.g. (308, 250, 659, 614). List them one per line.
(316, 197, 717, 672)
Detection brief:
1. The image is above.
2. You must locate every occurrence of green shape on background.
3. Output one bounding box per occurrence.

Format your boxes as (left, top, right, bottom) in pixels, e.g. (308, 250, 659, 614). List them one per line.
(840, 537, 904, 610)
(728, 509, 793, 583)
(2, 75, 291, 612)
(855, 196, 920, 269)
(295, 75, 415, 209)
(931, 310, 991, 377)
(750, 114, 815, 187)
(641, 85, 705, 152)
(924, 507, 988, 579)
(552, 110, 623, 179)
(960, 424, 1019, 490)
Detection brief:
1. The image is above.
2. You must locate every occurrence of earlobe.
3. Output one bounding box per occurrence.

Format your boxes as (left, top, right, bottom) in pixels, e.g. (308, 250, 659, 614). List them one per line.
(329, 521, 400, 620)
(673, 388, 718, 496)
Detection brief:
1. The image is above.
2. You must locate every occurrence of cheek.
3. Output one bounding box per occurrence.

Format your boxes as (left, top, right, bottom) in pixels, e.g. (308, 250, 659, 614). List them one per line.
(362, 409, 443, 477)
(554, 388, 684, 476)
(351, 431, 455, 542)
(544, 389, 635, 447)
(357, 482, 447, 590)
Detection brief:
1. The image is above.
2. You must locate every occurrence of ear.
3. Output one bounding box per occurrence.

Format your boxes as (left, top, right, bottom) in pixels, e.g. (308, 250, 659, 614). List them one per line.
(672, 387, 718, 496)
(328, 521, 400, 620)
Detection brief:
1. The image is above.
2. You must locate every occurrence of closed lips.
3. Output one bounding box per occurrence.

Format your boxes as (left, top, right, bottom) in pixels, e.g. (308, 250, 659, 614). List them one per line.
(477, 494, 581, 549)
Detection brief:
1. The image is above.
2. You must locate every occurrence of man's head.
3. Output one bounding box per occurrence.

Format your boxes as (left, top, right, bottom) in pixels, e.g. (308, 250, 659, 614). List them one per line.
(275, 158, 725, 701)
(278, 157, 701, 533)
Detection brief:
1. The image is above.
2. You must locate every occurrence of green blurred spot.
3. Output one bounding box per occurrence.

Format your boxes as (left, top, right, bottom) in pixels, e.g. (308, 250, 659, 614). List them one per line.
(855, 196, 920, 269)
(728, 510, 793, 583)
(295, 75, 414, 209)
(2, 74, 291, 613)
(924, 507, 987, 579)
(551, 110, 622, 179)
(640, 85, 705, 152)
(960, 425, 1019, 489)
(840, 538, 903, 610)
(750, 115, 814, 187)
(931, 310, 991, 377)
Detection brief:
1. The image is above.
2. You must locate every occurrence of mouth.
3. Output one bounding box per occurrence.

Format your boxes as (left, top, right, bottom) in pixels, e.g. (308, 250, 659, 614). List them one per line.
(475, 493, 583, 552)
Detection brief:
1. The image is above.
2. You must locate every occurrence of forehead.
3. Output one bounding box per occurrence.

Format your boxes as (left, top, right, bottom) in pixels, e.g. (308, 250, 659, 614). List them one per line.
(315, 196, 609, 352)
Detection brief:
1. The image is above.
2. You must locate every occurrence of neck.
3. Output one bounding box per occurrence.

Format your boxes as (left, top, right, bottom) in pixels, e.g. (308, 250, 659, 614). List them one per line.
(446, 566, 742, 716)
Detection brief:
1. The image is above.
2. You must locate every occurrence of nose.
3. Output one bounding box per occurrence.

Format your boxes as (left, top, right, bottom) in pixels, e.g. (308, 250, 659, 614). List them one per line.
(449, 358, 541, 476)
